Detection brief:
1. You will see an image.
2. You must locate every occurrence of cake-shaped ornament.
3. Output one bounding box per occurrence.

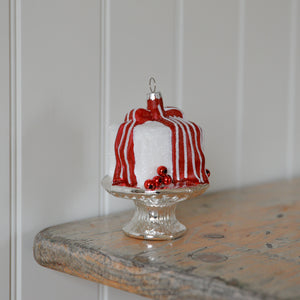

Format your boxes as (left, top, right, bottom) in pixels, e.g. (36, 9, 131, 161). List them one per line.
(113, 78, 210, 190)
(102, 78, 209, 240)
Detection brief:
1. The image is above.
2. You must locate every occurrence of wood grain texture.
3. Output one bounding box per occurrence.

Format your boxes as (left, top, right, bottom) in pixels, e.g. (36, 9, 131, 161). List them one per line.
(34, 178, 300, 300)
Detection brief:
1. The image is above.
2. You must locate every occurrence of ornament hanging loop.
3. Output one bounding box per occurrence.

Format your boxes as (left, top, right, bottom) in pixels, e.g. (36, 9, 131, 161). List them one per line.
(149, 77, 156, 93)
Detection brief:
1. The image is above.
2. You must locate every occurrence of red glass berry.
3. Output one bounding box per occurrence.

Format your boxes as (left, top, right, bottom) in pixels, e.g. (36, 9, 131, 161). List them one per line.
(163, 175, 172, 185)
(206, 169, 211, 177)
(157, 166, 168, 177)
(153, 176, 163, 187)
(144, 179, 156, 190)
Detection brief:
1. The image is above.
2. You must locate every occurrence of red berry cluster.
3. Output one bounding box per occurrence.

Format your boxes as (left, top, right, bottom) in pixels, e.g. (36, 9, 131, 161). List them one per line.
(144, 166, 173, 190)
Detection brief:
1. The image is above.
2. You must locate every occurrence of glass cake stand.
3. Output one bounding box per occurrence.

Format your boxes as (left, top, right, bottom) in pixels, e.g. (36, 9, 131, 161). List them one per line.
(102, 175, 209, 240)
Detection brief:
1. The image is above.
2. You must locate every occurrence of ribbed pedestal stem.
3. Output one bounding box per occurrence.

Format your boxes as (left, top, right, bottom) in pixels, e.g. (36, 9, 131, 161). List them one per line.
(122, 200, 186, 240)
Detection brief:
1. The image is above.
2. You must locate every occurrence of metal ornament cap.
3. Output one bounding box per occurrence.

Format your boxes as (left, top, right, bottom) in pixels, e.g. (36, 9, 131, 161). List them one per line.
(147, 92, 162, 100)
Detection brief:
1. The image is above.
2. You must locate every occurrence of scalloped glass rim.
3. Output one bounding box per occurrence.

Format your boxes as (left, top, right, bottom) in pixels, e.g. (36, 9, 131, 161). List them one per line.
(102, 175, 209, 200)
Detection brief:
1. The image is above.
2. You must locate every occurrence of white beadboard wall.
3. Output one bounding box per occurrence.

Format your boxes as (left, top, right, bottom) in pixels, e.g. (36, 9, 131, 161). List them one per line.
(241, 0, 291, 186)
(1, 1, 299, 300)
(0, 1, 10, 299)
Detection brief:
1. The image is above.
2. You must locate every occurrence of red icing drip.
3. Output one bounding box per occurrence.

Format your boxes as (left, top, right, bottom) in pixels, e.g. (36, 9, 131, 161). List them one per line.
(113, 96, 209, 187)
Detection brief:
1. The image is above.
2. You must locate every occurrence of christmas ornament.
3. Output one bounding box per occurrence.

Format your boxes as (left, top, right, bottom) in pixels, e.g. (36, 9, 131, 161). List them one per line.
(102, 77, 210, 240)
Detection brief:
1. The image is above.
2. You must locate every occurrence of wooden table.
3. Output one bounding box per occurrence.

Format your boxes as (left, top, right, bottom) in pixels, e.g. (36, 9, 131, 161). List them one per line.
(34, 178, 300, 299)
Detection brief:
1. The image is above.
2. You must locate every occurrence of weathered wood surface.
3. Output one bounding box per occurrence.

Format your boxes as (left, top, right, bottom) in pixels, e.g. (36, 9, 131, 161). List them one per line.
(34, 178, 300, 299)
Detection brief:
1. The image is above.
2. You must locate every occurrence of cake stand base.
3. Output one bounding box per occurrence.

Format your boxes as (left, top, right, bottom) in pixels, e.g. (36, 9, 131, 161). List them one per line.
(123, 200, 186, 240)
(102, 176, 209, 241)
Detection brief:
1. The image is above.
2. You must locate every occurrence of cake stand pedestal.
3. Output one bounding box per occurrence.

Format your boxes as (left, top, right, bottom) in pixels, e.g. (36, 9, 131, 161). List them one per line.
(102, 176, 209, 240)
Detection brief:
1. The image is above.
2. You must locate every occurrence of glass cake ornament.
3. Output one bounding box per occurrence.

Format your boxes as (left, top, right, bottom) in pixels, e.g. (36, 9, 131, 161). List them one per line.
(102, 77, 210, 240)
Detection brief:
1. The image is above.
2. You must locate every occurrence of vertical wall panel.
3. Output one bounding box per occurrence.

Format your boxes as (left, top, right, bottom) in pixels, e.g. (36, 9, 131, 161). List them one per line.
(21, 1, 100, 299)
(106, 0, 176, 214)
(241, 0, 290, 185)
(294, 1, 300, 176)
(0, 1, 10, 299)
(182, 0, 239, 191)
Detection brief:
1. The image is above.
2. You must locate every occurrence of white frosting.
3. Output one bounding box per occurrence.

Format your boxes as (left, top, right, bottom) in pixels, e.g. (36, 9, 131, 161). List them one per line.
(133, 121, 173, 188)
